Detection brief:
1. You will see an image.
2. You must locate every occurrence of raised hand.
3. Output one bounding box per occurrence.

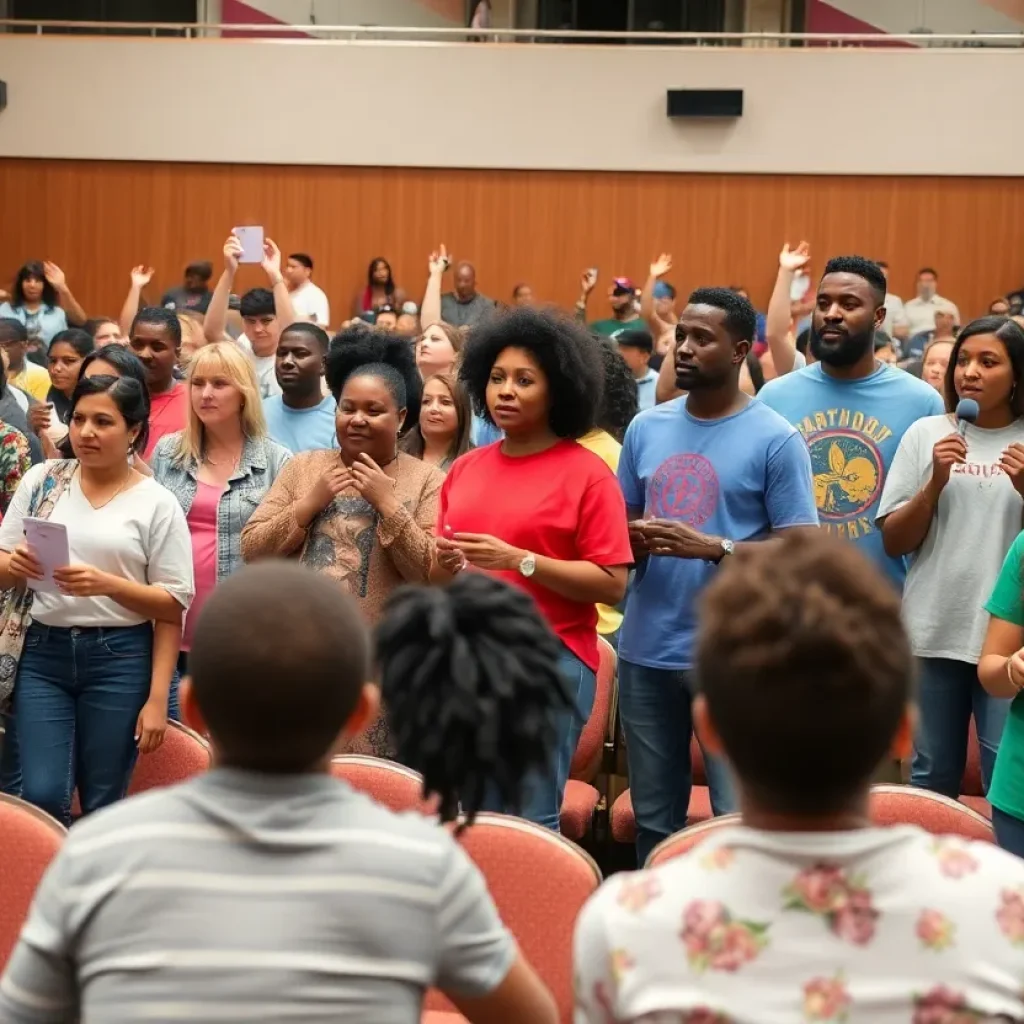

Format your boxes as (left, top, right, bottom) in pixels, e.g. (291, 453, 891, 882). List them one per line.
(261, 237, 283, 283)
(42, 261, 67, 290)
(650, 254, 673, 278)
(580, 268, 598, 295)
(223, 234, 243, 274)
(779, 241, 811, 273)
(429, 244, 450, 274)
(130, 265, 155, 288)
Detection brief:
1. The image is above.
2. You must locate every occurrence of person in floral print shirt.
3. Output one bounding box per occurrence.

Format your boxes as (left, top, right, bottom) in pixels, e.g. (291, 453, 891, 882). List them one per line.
(0, 419, 32, 516)
(574, 531, 1024, 1024)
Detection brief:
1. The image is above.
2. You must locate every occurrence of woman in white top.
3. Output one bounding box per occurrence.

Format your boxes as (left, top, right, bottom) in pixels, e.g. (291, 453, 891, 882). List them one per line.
(877, 316, 1024, 799)
(0, 374, 193, 826)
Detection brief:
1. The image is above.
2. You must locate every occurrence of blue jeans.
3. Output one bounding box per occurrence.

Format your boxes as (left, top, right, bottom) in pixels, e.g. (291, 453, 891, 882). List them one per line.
(483, 646, 596, 832)
(911, 657, 1010, 799)
(619, 660, 736, 866)
(7, 622, 153, 826)
(994, 806, 1024, 859)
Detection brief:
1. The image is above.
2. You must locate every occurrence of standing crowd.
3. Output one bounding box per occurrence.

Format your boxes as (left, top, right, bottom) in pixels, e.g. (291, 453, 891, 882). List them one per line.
(2, 235, 1024, 1022)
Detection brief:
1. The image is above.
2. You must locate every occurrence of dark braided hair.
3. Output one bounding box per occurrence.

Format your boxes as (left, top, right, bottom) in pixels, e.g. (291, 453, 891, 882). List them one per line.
(376, 574, 576, 828)
(595, 338, 638, 442)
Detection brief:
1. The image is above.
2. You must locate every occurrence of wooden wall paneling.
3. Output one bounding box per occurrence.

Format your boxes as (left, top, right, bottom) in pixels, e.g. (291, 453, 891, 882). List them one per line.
(1, 159, 1023, 329)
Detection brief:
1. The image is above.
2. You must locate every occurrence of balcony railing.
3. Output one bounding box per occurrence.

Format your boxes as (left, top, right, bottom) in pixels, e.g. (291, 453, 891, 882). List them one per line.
(1, 19, 1023, 47)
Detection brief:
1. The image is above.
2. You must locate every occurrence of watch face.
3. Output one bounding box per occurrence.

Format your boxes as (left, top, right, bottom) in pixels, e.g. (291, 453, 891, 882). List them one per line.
(520, 554, 536, 577)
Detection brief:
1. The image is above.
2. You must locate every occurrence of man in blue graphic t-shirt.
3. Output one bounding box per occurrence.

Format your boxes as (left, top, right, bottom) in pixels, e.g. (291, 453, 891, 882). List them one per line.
(617, 287, 818, 865)
(758, 255, 944, 591)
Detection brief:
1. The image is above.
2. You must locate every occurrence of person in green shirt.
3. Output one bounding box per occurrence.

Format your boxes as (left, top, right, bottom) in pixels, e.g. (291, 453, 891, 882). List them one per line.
(575, 270, 643, 337)
(979, 529, 1024, 856)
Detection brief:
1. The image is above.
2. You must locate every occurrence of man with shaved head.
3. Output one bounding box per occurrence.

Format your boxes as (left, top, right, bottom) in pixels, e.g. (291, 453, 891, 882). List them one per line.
(440, 259, 495, 328)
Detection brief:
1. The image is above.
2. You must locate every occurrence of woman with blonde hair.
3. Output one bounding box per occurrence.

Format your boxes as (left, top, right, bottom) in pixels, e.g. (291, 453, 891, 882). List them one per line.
(416, 321, 464, 378)
(399, 372, 473, 471)
(176, 311, 206, 368)
(151, 343, 291, 666)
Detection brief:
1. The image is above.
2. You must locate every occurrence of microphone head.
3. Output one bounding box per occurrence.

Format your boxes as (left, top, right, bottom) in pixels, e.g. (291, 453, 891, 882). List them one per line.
(955, 398, 980, 424)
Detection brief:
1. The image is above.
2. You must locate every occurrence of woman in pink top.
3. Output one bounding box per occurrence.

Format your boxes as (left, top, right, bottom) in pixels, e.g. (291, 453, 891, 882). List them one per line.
(150, 343, 291, 670)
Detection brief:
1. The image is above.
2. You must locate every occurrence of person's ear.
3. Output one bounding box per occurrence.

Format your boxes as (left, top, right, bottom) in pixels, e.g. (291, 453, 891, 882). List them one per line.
(335, 683, 381, 748)
(693, 694, 726, 759)
(397, 407, 408, 433)
(180, 676, 207, 737)
(734, 338, 751, 367)
(888, 704, 915, 761)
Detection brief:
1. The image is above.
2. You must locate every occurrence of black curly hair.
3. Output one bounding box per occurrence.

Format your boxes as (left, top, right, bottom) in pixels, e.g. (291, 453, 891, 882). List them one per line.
(595, 338, 638, 442)
(457, 306, 603, 439)
(326, 325, 422, 431)
(376, 573, 576, 828)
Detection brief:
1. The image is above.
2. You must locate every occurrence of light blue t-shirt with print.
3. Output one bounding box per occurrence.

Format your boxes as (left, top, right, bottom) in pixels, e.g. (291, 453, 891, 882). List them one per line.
(758, 361, 944, 589)
(263, 395, 338, 453)
(636, 367, 659, 412)
(617, 397, 818, 670)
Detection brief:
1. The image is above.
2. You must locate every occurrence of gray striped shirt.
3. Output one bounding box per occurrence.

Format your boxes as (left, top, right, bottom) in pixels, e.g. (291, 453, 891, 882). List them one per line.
(0, 769, 515, 1023)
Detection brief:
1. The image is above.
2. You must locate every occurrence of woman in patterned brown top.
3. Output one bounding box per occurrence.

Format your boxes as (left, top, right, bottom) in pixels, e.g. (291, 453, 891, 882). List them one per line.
(241, 327, 442, 756)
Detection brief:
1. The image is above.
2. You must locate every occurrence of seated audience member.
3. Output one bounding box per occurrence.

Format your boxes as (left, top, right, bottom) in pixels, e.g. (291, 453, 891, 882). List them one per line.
(83, 316, 124, 347)
(152, 343, 290, 670)
(399, 372, 473, 471)
(0, 563, 559, 1024)
(435, 307, 632, 831)
(353, 256, 406, 317)
(441, 261, 494, 329)
(375, 305, 399, 332)
(160, 260, 214, 314)
(912, 336, 954, 389)
(0, 318, 51, 402)
(574, 531, 1024, 1023)
(262, 323, 337, 453)
(904, 304, 957, 362)
(580, 270, 643, 337)
(284, 251, 330, 326)
(0, 375, 192, 826)
(45, 328, 94, 446)
(873, 330, 898, 365)
(615, 328, 658, 412)
(990, 296, 1011, 317)
(129, 307, 189, 460)
(417, 321, 463, 378)
(396, 302, 420, 338)
(204, 234, 298, 399)
(0, 260, 85, 357)
(903, 267, 961, 338)
(512, 283, 534, 307)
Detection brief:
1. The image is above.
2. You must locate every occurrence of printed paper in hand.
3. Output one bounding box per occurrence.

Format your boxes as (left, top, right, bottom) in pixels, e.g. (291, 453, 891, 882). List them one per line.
(23, 518, 70, 594)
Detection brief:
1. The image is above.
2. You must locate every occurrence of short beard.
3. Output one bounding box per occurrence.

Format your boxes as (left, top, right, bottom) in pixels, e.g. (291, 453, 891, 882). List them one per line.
(810, 326, 875, 368)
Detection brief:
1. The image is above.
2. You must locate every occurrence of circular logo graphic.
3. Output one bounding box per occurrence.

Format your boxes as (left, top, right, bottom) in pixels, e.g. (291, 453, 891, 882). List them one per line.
(807, 430, 883, 521)
(649, 453, 719, 526)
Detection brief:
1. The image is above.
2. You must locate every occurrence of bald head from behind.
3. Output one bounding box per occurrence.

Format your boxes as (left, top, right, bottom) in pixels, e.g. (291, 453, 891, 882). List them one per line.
(183, 561, 373, 774)
(454, 261, 477, 302)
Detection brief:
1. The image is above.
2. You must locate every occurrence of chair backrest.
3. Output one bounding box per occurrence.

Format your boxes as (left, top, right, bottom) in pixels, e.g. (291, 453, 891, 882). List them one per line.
(425, 813, 601, 1024)
(646, 813, 742, 867)
(128, 720, 211, 796)
(961, 721, 984, 797)
(0, 794, 65, 970)
(570, 636, 615, 782)
(329, 755, 438, 816)
(869, 784, 993, 842)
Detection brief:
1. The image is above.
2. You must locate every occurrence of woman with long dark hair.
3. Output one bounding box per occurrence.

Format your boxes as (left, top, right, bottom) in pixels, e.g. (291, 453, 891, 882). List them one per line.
(879, 315, 1024, 800)
(399, 372, 473, 471)
(0, 260, 86, 359)
(44, 328, 95, 448)
(434, 307, 632, 831)
(352, 257, 406, 317)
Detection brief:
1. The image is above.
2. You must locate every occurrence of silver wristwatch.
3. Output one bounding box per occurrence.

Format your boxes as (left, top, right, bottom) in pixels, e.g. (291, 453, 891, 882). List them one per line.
(719, 539, 735, 559)
(518, 552, 537, 578)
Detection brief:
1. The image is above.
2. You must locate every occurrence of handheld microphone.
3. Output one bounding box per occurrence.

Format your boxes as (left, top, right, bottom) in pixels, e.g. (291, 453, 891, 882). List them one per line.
(955, 398, 979, 439)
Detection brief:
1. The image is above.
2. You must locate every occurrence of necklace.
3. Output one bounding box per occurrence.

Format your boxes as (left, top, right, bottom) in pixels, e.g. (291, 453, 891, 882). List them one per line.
(205, 444, 243, 469)
(80, 467, 133, 510)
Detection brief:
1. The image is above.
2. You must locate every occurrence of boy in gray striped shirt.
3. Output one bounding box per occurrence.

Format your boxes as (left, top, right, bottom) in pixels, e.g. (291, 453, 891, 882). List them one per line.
(0, 563, 557, 1024)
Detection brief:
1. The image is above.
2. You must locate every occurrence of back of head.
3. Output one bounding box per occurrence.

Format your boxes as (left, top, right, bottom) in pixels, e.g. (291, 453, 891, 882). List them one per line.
(376, 574, 575, 825)
(189, 562, 369, 773)
(687, 287, 757, 343)
(822, 255, 887, 307)
(696, 531, 912, 816)
(0, 317, 28, 345)
(596, 338, 638, 441)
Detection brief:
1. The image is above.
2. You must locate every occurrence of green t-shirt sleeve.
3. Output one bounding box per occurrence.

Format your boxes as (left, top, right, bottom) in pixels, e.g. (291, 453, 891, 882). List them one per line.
(985, 530, 1024, 626)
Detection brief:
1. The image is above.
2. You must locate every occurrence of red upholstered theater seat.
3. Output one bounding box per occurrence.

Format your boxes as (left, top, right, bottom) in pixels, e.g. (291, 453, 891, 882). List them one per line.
(329, 755, 439, 816)
(646, 814, 742, 867)
(869, 784, 994, 842)
(424, 813, 601, 1024)
(128, 720, 211, 795)
(0, 794, 65, 970)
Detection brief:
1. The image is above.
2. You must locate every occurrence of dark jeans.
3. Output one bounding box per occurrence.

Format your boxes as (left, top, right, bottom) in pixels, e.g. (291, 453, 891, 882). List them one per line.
(993, 806, 1024, 859)
(619, 659, 736, 866)
(2, 622, 153, 826)
(911, 657, 1010, 799)
(482, 645, 596, 832)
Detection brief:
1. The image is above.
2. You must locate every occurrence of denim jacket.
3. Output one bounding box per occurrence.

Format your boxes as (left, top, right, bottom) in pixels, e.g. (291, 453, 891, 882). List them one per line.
(151, 432, 292, 582)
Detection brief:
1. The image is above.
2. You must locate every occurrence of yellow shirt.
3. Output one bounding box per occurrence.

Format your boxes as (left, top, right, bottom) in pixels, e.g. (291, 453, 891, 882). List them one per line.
(577, 429, 624, 636)
(11, 362, 51, 403)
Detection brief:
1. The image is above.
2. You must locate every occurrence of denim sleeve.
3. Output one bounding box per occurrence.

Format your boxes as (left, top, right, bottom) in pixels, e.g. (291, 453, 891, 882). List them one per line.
(765, 432, 819, 530)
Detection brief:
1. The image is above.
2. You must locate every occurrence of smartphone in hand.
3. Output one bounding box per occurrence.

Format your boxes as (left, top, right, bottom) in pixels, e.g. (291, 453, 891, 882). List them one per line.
(233, 226, 265, 264)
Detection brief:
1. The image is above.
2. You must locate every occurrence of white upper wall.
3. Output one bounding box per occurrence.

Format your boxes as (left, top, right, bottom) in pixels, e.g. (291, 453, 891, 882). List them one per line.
(0, 36, 1019, 176)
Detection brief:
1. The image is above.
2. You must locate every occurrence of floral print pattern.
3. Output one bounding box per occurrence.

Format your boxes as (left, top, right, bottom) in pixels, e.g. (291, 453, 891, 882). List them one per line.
(783, 865, 879, 946)
(996, 887, 1024, 946)
(617, 875, 662, 913)
(917, 910, 956, 951)
(679, 899, 769, 973)
(931, 841, 979, 880)
(803, 974, 851, 1021)
(700, 846, 736, 871)
(911, 986, 985, 1024)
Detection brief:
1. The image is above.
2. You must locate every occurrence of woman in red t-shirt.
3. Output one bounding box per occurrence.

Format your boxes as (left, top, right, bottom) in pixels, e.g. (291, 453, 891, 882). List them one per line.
(434, 307, 633, 831)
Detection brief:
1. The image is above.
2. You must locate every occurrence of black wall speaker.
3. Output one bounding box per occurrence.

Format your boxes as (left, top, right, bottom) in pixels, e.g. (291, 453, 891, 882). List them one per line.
(0, 81, 6, 115)
(667, 89, 743, 119)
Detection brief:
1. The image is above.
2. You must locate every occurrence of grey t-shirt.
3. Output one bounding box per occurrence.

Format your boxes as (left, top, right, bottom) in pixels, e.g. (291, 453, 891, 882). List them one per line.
(0, 769, 515, 1024)
(440, 292, 495, 329)
(877, 413, 1024, 661)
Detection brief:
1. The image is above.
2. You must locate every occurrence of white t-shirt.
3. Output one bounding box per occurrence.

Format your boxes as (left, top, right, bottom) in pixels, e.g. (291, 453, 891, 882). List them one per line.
(235, 333, 281, 400)
(574, 824, 1024, 1024)
(0, 462, 194, 628)
(877, 413, 1024, 662)
(289, 281, 331, 327)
